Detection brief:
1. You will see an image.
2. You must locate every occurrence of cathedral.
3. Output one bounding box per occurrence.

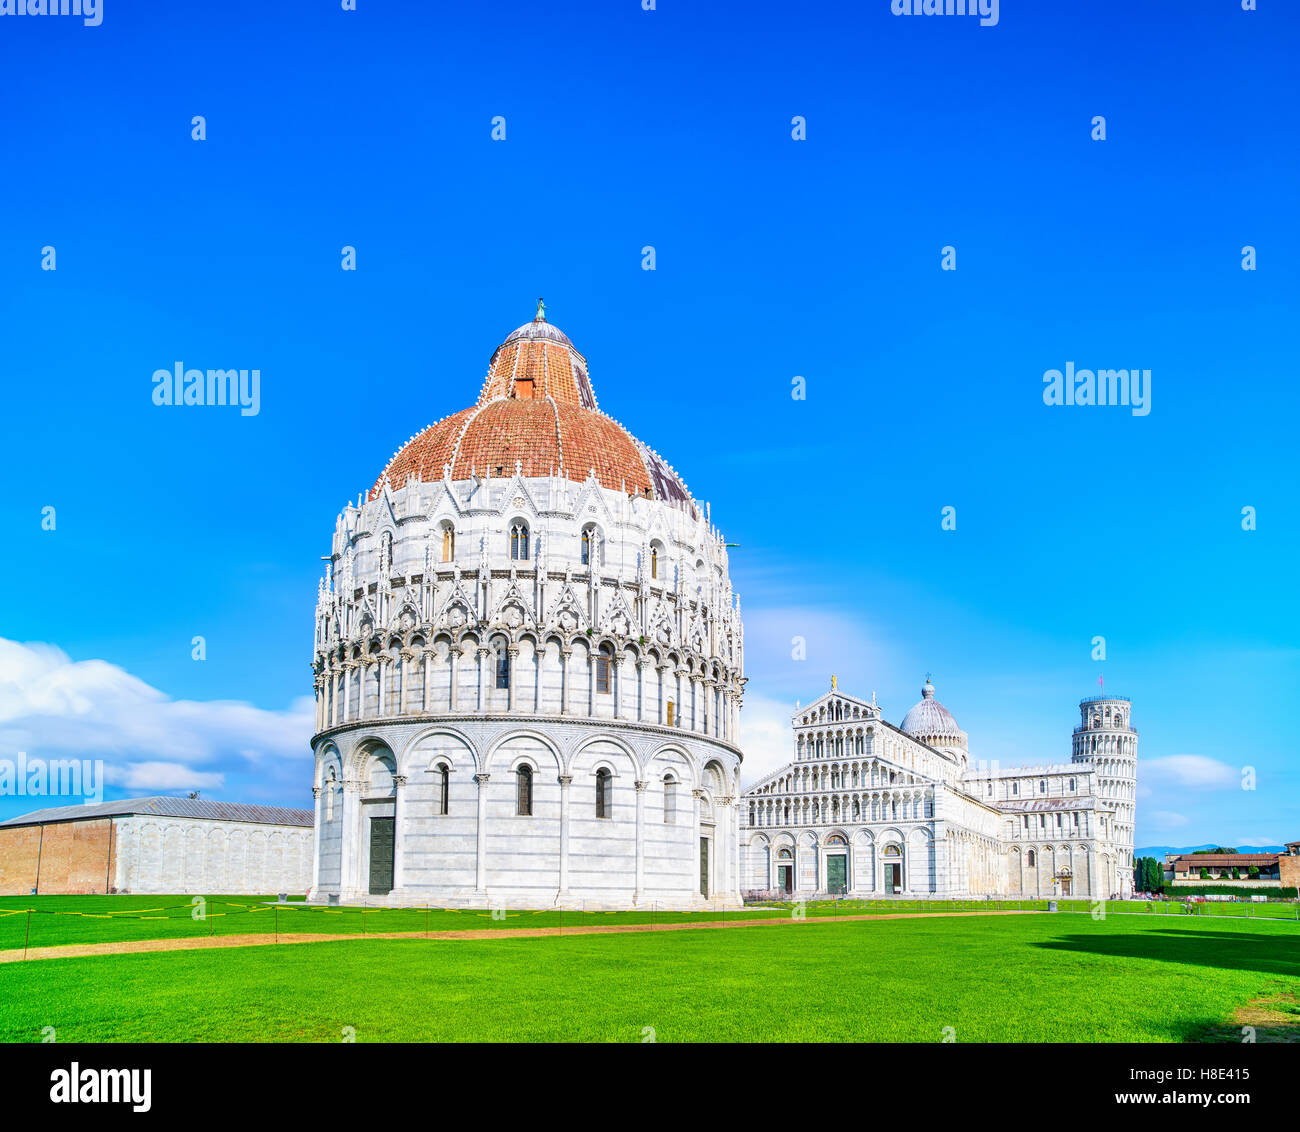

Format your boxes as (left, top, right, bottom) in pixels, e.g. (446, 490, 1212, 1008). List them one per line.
(740, 680, 1137, 899)
(306, 303, 1135, 909)
(308, 305, 745, 908)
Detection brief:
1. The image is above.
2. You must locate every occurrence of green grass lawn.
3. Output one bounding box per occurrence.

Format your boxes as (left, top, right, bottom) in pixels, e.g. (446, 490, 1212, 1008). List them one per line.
(4, 894, 1290, 953)
(0, 911, 1295, 1042)
(0, 895, 1055, 951)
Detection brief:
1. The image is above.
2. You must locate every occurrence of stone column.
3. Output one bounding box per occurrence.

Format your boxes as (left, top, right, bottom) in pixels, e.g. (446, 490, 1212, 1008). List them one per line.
(342, 662, 354, 722)
(560, 648, 572, 716)
(612, 655, 624, 720)
(340, 777, 361, 896)
(558, 774, 573, 899)
(477, 647, 489, 712)
(474, 773, 490, 895)
(310, 785, 322, 897)
(692, 789, 705, 900)
(506, 646, 519, 712)
(377, 657, 388, 716)
(422, 649, 432, 713)
(392, 774, 407, 891)
(588, 650, 597, 716)
(448, 643, 459, 710)
(399, 650, 413, 715)
(718, 795, 733, 898)
(635, 660, 647, 723)
(360, 660, 374, 720)
(656, 664, 667, 725)
(633, 779, 647, 903)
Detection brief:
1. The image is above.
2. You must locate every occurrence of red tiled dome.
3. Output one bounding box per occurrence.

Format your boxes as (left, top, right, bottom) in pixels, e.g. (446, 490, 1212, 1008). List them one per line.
(370, 306, 696, 515)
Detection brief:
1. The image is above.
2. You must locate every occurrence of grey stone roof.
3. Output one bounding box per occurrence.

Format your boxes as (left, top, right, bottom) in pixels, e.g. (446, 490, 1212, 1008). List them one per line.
(0, 796, 313, 829)
(900, 681, 965, 740)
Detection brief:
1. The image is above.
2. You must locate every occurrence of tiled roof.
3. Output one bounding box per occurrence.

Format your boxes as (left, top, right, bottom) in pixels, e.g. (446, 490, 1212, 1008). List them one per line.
(0, 796, 313, 829)
(369, 311, 696, 515)
(1171, 854, 1279, 867)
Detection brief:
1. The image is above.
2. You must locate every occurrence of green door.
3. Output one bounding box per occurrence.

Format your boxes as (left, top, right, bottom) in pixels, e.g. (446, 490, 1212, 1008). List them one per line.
(827, 854, 847, 895)
(369, 817, 394, 895)
(699, 837, 709, 898)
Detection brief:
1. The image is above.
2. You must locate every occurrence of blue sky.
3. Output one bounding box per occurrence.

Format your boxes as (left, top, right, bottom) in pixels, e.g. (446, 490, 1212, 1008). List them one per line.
(0, 1, 1295, 848)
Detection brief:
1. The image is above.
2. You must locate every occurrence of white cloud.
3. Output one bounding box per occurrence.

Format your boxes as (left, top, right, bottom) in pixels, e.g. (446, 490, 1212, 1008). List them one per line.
(0, 638, 312, 798)
(1148, 810, 1190, 831)
(105, 762, 228, 792)
(1139, 755, 1239, 791)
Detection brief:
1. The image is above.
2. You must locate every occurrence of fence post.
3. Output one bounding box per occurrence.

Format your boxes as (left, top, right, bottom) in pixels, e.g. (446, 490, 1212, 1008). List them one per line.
(23, 909, 32, 961)
(275, 903, 279, 944)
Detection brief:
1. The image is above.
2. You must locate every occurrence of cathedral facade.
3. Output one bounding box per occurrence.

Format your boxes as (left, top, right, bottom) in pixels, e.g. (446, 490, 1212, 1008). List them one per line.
(307, 306, 745, 909)
(741, 681, 1136, 900)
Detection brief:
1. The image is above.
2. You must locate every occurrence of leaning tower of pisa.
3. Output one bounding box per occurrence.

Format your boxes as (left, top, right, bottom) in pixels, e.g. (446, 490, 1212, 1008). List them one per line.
(1071, 695, 1137, 895)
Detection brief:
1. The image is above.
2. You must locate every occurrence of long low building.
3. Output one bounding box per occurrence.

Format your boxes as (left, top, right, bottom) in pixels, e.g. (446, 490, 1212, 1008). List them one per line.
(1164, 846, 1300, 889)
(0, 797, 313, 895)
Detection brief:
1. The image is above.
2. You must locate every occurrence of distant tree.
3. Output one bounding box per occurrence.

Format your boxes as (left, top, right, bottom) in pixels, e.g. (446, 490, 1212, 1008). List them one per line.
(1133, 857, 1163, 894)
(1193, 847, 1237, 855)
(1145, 858, 1164, 893)
(1248, 866, 1260, 879)
(1199, 867, 1210, 880)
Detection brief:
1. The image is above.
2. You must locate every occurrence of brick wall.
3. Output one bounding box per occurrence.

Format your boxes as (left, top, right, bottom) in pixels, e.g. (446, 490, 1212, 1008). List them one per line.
(1281, 853, 1300, 891)
(0, 825, 42, 895)
(0, 820, 113, 895)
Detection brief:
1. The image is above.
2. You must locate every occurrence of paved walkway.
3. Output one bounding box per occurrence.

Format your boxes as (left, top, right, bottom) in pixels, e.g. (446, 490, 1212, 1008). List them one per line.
(0, 909, 1041, 964)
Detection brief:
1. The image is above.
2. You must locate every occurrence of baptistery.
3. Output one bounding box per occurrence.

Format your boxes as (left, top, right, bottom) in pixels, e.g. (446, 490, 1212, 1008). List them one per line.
(308, 304, 745, 908)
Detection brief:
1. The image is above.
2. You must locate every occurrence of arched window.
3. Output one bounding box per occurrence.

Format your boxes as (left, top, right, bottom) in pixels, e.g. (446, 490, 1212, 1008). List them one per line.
(581, 525, 603, 567)
(666, 699, 675, 727)
(1039, 779, 1047, 793)
(516, 766, 533, 816)
(650, 545, 659, 579)
(441, 524, 455, 562)
(595, 768, 612, 819)
(381, 531, 394, 573)
(595, 645, 612, 694)
(495, 647, 510, 690)
(433, 763, 449, 816)
(664, 776, 676, 824)
(510, 521, 529, 561)
(1027, 850, 1036, 867)
(325, 769, 337, 822)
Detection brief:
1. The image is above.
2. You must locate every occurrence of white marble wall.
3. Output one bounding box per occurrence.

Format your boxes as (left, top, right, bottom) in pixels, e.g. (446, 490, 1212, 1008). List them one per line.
(113, 816, 312, 895)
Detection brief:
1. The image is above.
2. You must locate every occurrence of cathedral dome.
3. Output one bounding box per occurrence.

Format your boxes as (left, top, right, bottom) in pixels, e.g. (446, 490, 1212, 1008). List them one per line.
(369, 303, 695, 516)
(901, 680, 967, 751)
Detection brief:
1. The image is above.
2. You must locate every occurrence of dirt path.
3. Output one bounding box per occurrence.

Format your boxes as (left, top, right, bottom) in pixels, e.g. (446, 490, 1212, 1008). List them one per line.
(0, 909, 1040, 964)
